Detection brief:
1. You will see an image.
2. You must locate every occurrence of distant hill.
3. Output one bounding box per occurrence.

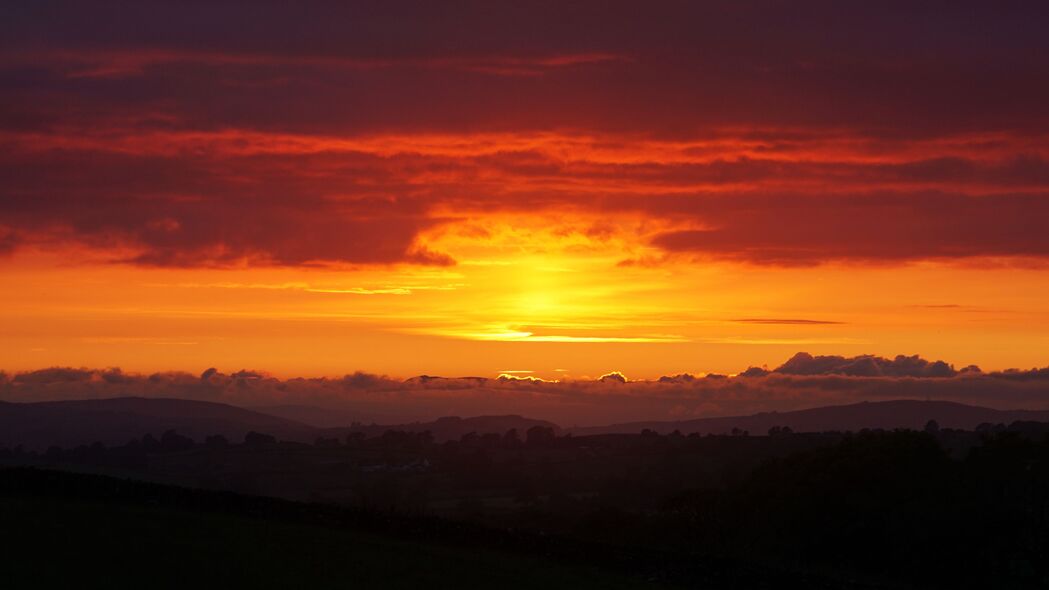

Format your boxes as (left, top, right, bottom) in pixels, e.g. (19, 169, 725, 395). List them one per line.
(568, 400, 1049, 436)
(7, 396, 1049, 450)
(253, 405, 561, 440)
(253, 404, 407, 428)
(0, 398, 560, 449)
(0, 397, 317, 450)
(326, 415, 561, 442)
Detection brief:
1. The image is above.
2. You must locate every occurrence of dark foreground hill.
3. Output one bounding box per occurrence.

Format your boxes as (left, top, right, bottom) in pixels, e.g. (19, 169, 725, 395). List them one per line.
(0, 467, 875, 589)
(569, 400, 1049, 436)
(0, 468, 649, 588)
(0, 397, 317, 450)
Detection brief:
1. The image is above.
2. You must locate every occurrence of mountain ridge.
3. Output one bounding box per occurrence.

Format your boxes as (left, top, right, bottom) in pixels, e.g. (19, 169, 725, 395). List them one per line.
(0, 397, 315, 450)
(567, 400, 1049, 436)
(5, 397, 1049, 450)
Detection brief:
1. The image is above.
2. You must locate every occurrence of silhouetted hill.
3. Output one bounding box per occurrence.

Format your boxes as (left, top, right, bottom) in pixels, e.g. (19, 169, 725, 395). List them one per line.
(327, 415, 561, 442)
(253, 404, 406, 428)
(568, 400, 1049, 436)
(0, 468, 660, 589)
(0, 397, 316, 450)
(0, 397, 563, 449)
(9, 396, 1049, 450)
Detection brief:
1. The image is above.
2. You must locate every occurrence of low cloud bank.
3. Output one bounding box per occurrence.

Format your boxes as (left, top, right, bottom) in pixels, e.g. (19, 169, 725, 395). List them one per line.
(4, 353, 1049, 426)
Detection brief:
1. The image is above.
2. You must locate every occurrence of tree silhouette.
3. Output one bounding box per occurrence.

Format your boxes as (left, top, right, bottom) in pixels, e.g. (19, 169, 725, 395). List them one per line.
(525, 425, 556, 446)
(244, 431, 276, 447)
(205, 434, 229, 449)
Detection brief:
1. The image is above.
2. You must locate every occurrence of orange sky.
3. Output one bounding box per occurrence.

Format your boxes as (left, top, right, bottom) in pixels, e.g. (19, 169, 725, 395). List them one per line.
(4, 243, 1049, 379)
(3, 2, 1049, 379)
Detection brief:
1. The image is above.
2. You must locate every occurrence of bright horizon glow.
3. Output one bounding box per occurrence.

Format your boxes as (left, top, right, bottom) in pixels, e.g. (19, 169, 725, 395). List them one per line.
(4, 241, 1049, 379)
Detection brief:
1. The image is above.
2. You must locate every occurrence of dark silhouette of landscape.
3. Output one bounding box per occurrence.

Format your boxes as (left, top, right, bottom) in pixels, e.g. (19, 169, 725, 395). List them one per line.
(4, 392, 1049, 587)
(568, 399, 1049, 436)
(7, 395, 1049, 450)
(0, 397, 315, 450)
(0, 397, 564, 449)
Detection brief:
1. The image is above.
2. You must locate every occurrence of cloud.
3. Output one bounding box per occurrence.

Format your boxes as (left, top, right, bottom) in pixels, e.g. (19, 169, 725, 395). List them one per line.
(774, 352, 956, 378)
(26, 49, 628, 80)
(734, 318, 845, 325)
(648, 192, 1049, 265)
(0, 146, 456, 267)
(7, 354, 1049, 426)
(658, 374, 697, 384)
(497, 373, 555, 383)
(4, 127, 1048, 267)
(2, 3, 1049, 267)
(0, 227, 17, 256)
(4, 2, 1048, 138)
(12, 367, 95, 384)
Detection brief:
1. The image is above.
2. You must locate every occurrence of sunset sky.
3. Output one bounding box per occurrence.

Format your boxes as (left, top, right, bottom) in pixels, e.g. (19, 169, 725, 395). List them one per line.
(3, 1, 1049, 380)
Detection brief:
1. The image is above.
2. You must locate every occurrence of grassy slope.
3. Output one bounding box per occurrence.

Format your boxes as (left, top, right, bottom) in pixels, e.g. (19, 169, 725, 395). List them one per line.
(0, 469, 654, 589)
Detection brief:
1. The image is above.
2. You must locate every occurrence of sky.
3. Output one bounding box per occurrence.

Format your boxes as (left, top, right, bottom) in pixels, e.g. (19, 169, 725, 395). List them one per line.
(3, 1, 1049, 382)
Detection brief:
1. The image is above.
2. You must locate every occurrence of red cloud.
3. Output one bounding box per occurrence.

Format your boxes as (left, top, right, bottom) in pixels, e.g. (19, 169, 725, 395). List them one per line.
(3, 2, 1049, 267)
(649, 192, 1049, 265)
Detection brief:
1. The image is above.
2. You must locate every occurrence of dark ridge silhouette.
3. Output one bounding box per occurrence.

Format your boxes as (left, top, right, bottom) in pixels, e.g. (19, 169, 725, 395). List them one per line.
(6, 425, 1049, 586)
(326, 415, 561, 442)
(0, 397, 316, 450)
(249, 404, 394, 428)
(250, 406, 561, 440)
(8, 396, 1049, 451)
(0, 398, 561, 449)
(568, 400, 1049, 436)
